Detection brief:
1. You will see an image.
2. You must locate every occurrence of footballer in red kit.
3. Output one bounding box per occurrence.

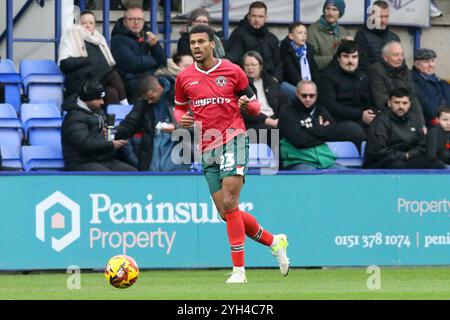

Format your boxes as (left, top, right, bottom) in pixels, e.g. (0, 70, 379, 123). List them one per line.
(174, 24, 289, 284)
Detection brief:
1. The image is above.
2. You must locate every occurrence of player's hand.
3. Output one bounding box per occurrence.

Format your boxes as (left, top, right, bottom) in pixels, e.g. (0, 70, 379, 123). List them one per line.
(180, 112, 195, 128)
(238, 95, 250, 111)
(112, 139, 128, 149)
(146, 32, 158, 46)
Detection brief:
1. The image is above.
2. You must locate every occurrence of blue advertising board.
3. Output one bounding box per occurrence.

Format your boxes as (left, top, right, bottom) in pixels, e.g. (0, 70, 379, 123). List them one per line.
(1, 172, 450, 270)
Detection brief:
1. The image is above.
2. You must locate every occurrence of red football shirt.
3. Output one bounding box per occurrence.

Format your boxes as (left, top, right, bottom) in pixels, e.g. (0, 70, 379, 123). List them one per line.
(175, 59, 252, 152)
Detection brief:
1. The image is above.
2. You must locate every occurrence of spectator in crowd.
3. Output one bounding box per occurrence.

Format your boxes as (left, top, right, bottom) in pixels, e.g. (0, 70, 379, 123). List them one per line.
(430, 0, 444, 18)
(154, 52, 194, 88)
(355, 0, 400, 72)
(307, 0, 352, 71)
(363, 87, 445, 169)
(225, 1, 283, 83)
(177, 7, 225, 58)
(58, 11, 129, 107)
(111, 5, 166, 102)
(279, 80, 346, 170)
(279, 22, 320, 100)
(115, 75, 189, 172)
(241, 51, 289, 146)
(412, 48, 450, 128)
(319, 40, 374, 150)
(368, 41, 425, 126)
(61, 78, 137, 172)
(427, 107, 450, 168)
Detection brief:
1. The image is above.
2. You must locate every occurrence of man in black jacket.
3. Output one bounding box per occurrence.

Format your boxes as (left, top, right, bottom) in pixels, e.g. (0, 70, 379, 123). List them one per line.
(363, 87, 445, 169)
(110, 6, 166, 102)
(320, 40, 375, 150)
(61, 78, 137, 171)
(224, 1, 283, 83)
(355, 0, 400, 72)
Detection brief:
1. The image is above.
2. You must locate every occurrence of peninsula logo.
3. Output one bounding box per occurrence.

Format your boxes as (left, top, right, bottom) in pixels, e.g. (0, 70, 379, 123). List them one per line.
(387, 0, 415, 10)
(36, 191, 80, 252)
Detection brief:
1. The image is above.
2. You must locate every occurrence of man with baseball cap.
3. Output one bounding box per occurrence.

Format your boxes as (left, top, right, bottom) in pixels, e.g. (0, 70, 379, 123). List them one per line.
(412, 48, 450, 127)
(61, 78, 137, 171)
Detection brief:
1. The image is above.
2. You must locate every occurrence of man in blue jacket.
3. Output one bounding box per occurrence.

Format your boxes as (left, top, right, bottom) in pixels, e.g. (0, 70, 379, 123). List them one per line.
(111, 5, 166, 103)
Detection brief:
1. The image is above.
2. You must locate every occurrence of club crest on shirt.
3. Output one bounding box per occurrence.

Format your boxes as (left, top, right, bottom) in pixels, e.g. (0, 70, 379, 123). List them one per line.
(215, 76, 227, 87)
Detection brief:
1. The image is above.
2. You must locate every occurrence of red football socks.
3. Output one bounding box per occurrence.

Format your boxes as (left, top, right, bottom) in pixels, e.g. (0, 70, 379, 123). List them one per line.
(240, 211, 274, 246)
(224, 208, 245, 267)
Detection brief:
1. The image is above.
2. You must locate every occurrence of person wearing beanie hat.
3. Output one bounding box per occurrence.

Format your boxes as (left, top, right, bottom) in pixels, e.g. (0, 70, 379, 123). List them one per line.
(60, 77, 137, 172)
(323, 0, 346, 18)
(412, 48, 450, 127)
(177, 7, 225, 58)
(307, 0, 352, 70)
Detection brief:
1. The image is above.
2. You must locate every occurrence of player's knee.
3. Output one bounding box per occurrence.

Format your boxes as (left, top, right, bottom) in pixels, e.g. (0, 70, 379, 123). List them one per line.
(222, 194, 239, 211)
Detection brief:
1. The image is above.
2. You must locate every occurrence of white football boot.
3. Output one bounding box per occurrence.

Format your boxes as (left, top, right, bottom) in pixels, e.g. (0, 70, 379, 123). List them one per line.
(225, 266, 247, 284)
(271, 234, 290, 276)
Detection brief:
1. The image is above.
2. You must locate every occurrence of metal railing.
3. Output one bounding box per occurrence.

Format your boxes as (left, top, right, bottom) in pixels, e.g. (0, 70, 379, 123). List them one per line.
(2, 0, 423, 61)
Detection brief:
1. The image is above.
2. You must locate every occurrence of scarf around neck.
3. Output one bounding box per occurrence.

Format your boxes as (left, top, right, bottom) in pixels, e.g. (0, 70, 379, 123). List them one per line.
(319, 15, 340, 40)
(291, 41, 312, 80)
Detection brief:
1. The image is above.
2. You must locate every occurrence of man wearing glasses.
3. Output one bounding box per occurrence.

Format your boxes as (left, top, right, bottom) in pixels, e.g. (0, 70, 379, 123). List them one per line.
(279, 80, 346, 170)
(111, 5, 166, 103)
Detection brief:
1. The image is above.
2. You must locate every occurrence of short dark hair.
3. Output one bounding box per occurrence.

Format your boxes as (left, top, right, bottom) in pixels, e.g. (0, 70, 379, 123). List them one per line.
(372, 1, 389, 9)
(389, 87, 410, 99)
(336, 40, 359, 58)
(189, 24, 215, 42)
(80, 10, 96, 20)
(172, 52, 192, 66)
(249, 1, 267, 13)
(437, 107, 450, 118)
(139, 76, 161, 95)
(288, 22, 306, 34)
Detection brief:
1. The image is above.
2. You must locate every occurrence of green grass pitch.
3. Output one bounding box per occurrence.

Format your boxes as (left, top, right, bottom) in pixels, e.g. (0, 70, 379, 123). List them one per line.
(1, 267, 450, 300)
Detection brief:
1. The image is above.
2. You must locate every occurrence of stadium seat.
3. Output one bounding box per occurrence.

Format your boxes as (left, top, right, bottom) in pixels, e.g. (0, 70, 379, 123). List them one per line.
(0, 128, 22, 154)
(21, 103, 62, 144)
(326, 141, 362, 167)
(28, 128, 62, 149)
(21, 145, 64, 171)
(106, 104, 133, 126)
(248, 143, 279, 173)
(0, 59, 22, 113)
(1, 145, 22, 169)
(19, 60, 64, 109)
(0, 103, 22, 129)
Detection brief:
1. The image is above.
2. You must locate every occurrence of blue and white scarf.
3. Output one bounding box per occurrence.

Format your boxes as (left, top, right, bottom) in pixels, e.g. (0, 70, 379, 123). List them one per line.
(291, 41, 312, 81)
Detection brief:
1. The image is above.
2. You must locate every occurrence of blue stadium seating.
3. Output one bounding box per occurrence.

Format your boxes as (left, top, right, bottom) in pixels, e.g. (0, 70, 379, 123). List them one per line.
(21, 103, 62, 146)
(19, 60, 64, 109)
(248, 143, 279, 172)
(0, 59, 22, 113)
(0, 128, 22, 154)
(107, 104, 133, 126)
(1, 145, 22, 169)
(0, 103, 22, 129)
(326, 141, 362, 167)
(21, 145, 64, 171)
(361, 141, 367, 159)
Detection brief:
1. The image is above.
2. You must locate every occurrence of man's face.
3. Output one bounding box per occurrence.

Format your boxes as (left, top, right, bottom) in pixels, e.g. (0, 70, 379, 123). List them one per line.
(338, 51, 359, 73)
(324, 5, 340, 25)
(144, 86, 163, 104)
(248, 8, 267, 30)
(439, 112, 450, 132)
(384, 43, 404, 68)
(296, 83, 318, 108)
(288, 25, 307, 46)
(190, 32, 214, 63)
(86, 98, 104, 109)
(123, 8, 145, 35)
(371, 6, 390, 30)
(388, 95, 411, 117)
(414, 58, 437, 76)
